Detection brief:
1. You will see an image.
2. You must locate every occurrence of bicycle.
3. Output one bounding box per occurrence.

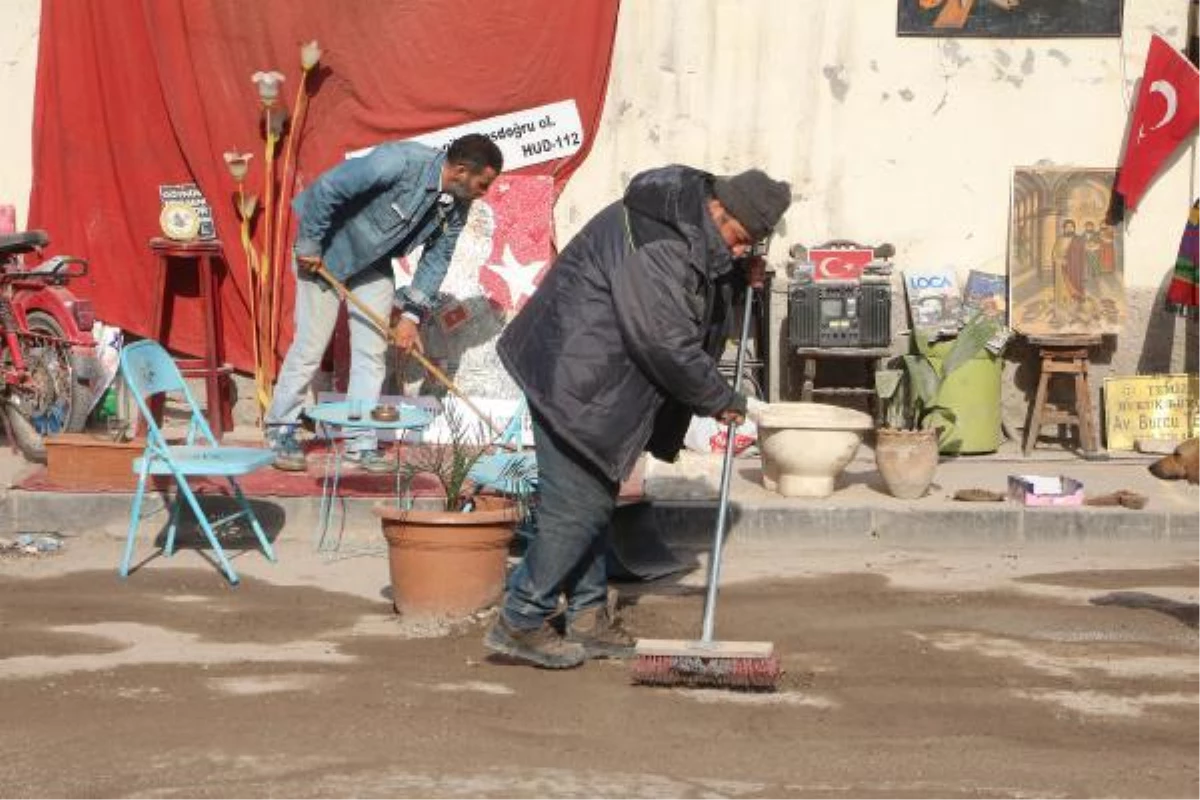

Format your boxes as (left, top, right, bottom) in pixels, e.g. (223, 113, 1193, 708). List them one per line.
(0, 229, 99, 462)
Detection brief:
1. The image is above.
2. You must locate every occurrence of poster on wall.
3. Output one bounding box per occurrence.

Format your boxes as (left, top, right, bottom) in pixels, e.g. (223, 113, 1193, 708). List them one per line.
(321, 174, 554, 402)
(897, 0, 1123, 38)
(393, 174, 554, 398)
(396, 174, 554, 319)
(1008, 166, 1126, 337)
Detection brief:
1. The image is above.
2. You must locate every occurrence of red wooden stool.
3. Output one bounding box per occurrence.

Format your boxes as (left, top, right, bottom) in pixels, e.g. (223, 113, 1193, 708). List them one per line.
(146, 238, 234, 438)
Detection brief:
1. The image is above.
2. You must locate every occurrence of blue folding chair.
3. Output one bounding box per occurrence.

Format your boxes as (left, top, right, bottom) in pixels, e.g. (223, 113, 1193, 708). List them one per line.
(466, 397, 537, 494)
(119, 340, 276, 584)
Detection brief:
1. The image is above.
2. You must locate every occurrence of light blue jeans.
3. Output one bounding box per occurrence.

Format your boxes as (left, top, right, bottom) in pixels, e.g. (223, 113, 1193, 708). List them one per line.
(265, 263, 395, 453)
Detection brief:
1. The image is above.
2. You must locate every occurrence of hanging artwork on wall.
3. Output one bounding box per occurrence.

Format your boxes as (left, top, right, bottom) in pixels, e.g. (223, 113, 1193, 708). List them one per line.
(1008, 166, 1126, 337)
(897, 0, 1123, 38)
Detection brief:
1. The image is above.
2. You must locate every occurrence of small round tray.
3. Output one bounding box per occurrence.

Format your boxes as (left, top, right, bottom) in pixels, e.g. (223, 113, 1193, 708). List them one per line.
(370, 404, 400, 422)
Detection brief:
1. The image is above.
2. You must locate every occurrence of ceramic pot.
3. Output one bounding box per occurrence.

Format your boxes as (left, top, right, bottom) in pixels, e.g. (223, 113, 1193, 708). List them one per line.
(374, 495, 517, 617)
(874, 427, 940, 499)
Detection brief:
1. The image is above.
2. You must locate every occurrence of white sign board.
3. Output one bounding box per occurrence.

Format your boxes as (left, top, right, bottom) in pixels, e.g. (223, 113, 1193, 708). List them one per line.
(348, 99, 583, 171)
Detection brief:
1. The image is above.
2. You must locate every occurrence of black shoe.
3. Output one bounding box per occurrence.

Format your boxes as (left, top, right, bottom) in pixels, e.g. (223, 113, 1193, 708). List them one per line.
(484, 615, 587, 669)
(566, 604, 636, 660)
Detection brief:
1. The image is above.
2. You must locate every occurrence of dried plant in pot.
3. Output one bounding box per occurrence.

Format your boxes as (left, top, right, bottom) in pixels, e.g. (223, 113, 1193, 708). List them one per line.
(373, 403, 535, 618)
(874, 315, 1000, 499)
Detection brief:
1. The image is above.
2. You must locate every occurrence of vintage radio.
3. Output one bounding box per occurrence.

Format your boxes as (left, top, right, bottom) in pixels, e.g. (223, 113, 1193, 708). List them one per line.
(788, 278, 892, 348)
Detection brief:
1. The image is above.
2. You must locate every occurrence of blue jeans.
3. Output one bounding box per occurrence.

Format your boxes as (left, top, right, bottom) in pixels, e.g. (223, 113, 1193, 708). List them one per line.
(265, 263, 395, 453)
(502, 410, 620, 630)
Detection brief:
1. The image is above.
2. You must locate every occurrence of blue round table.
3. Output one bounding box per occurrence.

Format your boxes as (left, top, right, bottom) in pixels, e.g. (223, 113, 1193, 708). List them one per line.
(305, 400, 433, 554)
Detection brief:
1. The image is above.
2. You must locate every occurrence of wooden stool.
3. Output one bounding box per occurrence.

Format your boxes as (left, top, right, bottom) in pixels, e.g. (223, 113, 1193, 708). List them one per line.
(146, 238, 234, 438)
(1022, 334, 1101, 455)
(794, 346, 891, 423)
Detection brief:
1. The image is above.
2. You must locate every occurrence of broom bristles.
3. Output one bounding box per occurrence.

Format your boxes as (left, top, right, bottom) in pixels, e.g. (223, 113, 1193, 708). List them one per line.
(630, 653, 781, 691)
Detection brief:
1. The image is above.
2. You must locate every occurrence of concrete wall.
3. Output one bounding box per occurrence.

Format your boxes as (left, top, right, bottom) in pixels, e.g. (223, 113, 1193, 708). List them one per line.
(0, 0, 39, 229)
(558, 0, 1198, 435)
(2, 0, 1196, 438)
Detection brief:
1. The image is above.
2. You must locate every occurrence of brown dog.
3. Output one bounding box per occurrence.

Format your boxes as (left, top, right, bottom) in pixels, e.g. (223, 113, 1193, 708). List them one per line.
(1148, 438, 1199, 484)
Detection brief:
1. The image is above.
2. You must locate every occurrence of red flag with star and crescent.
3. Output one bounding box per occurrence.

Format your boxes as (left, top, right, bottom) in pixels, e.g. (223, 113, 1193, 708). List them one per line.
(1115, 34, 1200, 212)
(476, 176, 555, 315)
(394, 174, 555, 318)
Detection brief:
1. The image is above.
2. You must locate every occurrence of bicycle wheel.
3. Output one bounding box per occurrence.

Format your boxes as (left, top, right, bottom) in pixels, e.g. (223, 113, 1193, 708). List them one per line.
(3, 311, 94, 463)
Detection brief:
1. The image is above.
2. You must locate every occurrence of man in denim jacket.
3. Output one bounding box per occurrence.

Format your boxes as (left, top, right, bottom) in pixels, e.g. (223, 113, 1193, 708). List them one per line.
(265, 133, 503, 472)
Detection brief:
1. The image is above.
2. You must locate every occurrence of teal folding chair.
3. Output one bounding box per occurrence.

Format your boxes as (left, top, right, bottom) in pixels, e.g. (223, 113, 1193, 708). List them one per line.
(466, 397, 537, 494)
(119, 340, 276, 584)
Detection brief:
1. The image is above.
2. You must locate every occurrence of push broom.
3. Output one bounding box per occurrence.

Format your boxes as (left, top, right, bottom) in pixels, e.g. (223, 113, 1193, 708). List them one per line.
(631, 278, 781, 691)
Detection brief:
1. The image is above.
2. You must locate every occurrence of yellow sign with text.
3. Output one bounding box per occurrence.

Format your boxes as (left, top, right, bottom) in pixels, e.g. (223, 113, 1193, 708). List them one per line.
(1103, 374, 1199, 450)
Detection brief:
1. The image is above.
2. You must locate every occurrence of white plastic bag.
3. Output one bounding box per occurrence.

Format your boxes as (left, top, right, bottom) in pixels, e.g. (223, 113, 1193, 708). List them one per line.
(683, 415, 757, 455)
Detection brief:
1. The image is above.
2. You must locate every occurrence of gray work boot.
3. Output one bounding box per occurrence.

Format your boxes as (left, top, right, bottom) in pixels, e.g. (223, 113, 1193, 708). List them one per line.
(484, 615, 587, 669)
(566, 604, 636, 660)
(267, 426, 307, 472)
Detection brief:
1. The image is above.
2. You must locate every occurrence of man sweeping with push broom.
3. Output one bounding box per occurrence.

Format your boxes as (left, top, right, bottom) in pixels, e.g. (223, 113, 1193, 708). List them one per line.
(486, 164, 791, 690)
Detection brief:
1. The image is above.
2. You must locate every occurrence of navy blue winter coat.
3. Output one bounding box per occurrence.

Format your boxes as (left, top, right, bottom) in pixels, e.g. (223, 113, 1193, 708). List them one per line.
(497, 165, 746, 483)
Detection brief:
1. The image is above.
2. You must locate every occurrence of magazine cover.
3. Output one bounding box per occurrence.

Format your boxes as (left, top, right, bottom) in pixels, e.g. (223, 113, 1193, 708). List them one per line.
(962, 270, 1007, 321)
(903, 268, 961, 337)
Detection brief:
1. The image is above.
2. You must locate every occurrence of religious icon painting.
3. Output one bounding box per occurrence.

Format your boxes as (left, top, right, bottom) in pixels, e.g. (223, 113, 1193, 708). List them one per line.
(1008, 166, 1126, 336)
(897, 0, 1123, 38)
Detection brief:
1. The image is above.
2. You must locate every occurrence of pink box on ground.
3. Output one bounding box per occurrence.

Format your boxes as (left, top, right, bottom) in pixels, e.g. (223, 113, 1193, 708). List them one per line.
(1007, 474, 1085, 507)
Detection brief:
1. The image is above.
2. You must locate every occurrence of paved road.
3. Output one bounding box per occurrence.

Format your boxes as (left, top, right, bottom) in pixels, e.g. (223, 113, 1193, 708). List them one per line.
(0, 532, 1195, 798)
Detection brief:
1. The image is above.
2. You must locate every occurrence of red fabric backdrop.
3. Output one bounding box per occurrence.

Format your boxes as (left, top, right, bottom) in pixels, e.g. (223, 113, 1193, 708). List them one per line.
(28, 0, 619, 373)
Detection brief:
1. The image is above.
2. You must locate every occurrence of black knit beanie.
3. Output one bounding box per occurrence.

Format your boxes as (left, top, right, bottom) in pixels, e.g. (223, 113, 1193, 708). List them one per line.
(712, 169, 791, 240)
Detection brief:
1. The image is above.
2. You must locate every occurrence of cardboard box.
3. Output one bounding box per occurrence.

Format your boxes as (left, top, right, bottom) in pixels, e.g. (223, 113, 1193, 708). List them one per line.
(44, 433, 147, 490)
(1007, 474, 1084, 507)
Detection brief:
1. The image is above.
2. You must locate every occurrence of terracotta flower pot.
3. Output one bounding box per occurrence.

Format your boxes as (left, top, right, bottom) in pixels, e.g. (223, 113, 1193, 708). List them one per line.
(874, 427, 940, 499)
(374, 496, 517, 618)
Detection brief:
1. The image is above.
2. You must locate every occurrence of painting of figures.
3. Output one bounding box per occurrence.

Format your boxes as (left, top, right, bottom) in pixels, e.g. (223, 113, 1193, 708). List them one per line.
(898, 0, 1123, 38)
(1008, 167, 1126, 336)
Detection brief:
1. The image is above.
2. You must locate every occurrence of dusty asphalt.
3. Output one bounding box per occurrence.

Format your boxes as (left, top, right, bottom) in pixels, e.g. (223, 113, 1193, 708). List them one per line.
(0, 526, 1195, 799)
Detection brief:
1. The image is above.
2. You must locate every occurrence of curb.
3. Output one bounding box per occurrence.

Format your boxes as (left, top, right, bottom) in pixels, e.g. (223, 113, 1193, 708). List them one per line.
(5, 488, 1195, 550)
(650, 500, 1197, 548)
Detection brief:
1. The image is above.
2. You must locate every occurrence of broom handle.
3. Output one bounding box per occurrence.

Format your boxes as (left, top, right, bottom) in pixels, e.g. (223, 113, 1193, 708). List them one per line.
(313, 264, 508, 442)
(700, 285, 756, 643)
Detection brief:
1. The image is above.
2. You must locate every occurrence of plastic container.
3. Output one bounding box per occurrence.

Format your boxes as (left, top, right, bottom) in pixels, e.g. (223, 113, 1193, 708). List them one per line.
(927, 338, 1002, 455)
(96, 386, 119, 420)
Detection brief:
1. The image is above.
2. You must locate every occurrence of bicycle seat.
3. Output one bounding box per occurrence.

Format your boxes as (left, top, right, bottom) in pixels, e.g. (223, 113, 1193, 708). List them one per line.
(0, 230, 50, 258)
(17, 255, 87, 278)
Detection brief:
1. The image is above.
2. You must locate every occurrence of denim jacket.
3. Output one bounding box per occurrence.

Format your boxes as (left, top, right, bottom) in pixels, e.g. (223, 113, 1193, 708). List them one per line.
(292, 140, 469, 318)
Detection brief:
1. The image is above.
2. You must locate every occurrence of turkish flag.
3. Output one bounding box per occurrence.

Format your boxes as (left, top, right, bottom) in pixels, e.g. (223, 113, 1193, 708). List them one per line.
(395, 174, 554, 316)
(1115, 35, 1200, 212)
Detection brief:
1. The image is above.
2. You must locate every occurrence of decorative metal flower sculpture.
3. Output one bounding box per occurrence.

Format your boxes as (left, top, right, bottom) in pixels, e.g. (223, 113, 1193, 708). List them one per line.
(250, 71, 286, 107)
(300, 41, 322, 72)
(226, 45, 322, 425)
(223, 151, 253, 183)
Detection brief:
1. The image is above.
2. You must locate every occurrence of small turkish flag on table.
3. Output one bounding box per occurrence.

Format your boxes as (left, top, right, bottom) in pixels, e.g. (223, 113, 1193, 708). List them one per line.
(1115, 34, 1199, 212)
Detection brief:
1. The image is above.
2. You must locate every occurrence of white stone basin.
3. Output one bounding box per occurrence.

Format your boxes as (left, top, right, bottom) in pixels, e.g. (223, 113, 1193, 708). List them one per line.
(756, 402, 874, 498)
